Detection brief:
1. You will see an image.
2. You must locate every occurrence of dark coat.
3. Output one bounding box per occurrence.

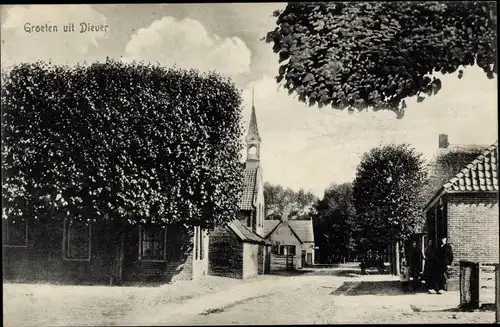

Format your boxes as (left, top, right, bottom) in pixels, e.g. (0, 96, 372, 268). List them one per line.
(409, 247, 423, 272)
(436, 243, 454, 267)
(424, 245, 435, 263)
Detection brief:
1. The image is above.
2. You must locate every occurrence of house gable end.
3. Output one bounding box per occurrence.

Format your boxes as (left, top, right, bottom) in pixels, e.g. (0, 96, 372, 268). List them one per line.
(287, 224, 303, 244)
(424, 141, 498, 212)
(264, 220, 282, 239)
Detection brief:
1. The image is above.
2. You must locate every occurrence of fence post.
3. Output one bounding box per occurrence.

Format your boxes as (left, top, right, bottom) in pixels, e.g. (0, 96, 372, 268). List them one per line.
(496, 264, 500, 323)
(460, 261, 480, 310)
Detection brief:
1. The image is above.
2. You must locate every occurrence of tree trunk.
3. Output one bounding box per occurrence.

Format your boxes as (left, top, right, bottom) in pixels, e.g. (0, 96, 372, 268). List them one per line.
(389, 243, 395, 275)
(395, 240, 401, 276)
(109, 222, 125, 286)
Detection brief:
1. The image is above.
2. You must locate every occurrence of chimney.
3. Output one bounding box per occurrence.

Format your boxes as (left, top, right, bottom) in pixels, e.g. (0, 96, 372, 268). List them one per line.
(281, 206, 289, 223)
(439, 134, 449, 149)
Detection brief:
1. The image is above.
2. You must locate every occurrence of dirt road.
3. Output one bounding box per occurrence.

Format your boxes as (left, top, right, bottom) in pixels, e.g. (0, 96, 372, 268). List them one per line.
(4, 266, 496, 326)
(154, 269, 495, 325)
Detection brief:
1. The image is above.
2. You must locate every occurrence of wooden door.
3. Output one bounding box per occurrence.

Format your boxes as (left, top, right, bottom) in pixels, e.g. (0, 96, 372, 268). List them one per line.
(265, 248, 271, 274)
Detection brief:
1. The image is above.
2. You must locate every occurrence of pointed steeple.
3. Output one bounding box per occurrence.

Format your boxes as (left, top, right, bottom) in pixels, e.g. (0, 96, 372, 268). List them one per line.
(245, 86, 261, 168)
(246, 87, 261, 143)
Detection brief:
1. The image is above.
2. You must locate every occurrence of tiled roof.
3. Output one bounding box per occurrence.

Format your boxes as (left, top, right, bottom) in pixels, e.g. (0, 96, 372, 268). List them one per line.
(238, 167, 259, 211)
(288, 220, 315, 243)
(424, 146, 487, 204)
(228, 220, 269, 244)
(443, 142, 498, 192)
(263, 219, 315, 243)
(424, 141, 499, 212)
(263, 220, 281, 238)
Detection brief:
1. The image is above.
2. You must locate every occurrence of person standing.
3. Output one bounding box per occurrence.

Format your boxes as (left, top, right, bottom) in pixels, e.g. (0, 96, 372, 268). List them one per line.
(423, 239, 436, 293)
(435, 237, 454, 294)
(408, 240, 423, 290)
(400, 257, 410, 292)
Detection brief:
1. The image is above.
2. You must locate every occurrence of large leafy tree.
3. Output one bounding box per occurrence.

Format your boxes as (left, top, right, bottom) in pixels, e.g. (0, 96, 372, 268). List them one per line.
(352, 144, 428, 253)
(313, 183, 357, 263)
(266, 1, 497, 116)
(2, 60, 244, 230)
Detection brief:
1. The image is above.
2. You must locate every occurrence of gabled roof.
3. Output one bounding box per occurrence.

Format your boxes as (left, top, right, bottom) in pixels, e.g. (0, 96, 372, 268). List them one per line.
(238, 166, 262, 211)
(228, 220, 269, 245)
(424, 141, 499, 211)
(423, 145, 488, 206)
(263, 220, 281, 238)
(263, 219, 315, 244)
(443, 142, 498, 192)
(288, 220, 315, 243)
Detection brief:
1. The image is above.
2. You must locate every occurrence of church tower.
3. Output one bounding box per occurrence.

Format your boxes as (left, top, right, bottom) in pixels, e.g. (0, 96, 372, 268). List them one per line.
(246, 87, 261, 169)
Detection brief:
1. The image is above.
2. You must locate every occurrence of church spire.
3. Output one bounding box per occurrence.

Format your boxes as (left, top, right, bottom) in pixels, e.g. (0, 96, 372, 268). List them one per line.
(252, 86, 255, 107)
(245, 86, 261, 168)
(246, 87, 261, 143)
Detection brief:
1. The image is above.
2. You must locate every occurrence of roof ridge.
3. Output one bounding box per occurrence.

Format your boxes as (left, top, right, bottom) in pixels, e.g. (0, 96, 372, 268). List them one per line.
(229, 220, 268, 243)
(286, 223, 303, 244)
(240, 220, 264, 239)
(443, 141, 498, 190)
(264, 220, 282, 239)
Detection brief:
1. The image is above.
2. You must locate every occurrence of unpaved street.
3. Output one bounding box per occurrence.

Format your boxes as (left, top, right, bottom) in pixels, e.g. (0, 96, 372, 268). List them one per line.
(4, 266, 496, 326)
(163, 270, 494, 325)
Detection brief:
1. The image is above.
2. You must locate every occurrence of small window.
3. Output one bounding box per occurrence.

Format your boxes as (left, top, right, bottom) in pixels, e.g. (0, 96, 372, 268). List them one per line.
(63, 218, 91, 261)
(279, 245, 296, 256)
(3, 218, 28, 247)
(139, 225, 167, 261)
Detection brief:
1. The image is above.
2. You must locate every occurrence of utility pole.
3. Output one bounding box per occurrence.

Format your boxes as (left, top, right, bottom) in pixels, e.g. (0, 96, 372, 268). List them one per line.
(496, 146, 499, 323)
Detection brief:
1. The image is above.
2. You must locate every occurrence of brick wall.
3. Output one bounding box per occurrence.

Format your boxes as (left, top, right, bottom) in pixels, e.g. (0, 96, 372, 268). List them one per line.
(3, 220, 195, 285)
(447, 193, 499, 267)
(124, 225, 194, 283)
(3, 219, 115, 284)
(208, 225, 243, 279)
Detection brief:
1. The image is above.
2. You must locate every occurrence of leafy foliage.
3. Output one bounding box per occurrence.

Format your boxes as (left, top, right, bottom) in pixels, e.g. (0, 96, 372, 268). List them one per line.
(352, 144, 428, 252)
(313, 183, 357, 263)
(2, 60, 244, 229)
(266, 2, 497, 116)
(264, 182, 317, 220)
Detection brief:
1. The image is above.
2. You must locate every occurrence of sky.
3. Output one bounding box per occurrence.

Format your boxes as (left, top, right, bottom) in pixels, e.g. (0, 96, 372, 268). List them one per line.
(1, 4, 498, 197)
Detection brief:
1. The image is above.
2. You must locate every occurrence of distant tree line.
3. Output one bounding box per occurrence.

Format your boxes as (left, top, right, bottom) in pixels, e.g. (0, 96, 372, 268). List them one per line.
(263, 183, 318, 220)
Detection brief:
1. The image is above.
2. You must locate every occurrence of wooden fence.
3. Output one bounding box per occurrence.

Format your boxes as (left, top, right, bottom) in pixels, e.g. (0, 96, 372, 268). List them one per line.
(271, 254, 296, 271)
(459, 261, 496, 310)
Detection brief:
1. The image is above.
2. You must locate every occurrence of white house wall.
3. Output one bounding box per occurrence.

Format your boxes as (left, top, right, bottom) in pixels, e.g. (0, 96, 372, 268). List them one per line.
(243, 243, 260, 279)
(268, 223, 303, 268)
(303, 242, 315, 265)
(192, 227, 209, 280)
